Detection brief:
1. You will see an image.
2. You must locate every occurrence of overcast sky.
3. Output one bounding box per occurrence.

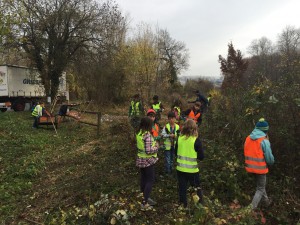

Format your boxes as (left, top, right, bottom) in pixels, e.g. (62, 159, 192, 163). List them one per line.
(115, 0, 300, 78)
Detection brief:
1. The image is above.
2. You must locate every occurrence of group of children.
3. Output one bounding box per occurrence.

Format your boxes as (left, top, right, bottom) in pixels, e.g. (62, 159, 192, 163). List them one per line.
(132, 94, 205, 211)
(133, 94, 275, 213)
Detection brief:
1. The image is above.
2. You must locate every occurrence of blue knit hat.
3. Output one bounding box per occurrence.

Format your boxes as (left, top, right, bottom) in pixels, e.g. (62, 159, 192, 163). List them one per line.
(255, 118, 269, 132)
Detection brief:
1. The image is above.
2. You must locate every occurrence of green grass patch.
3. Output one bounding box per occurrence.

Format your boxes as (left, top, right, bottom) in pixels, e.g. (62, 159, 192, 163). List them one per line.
(0, 111, 298, 224)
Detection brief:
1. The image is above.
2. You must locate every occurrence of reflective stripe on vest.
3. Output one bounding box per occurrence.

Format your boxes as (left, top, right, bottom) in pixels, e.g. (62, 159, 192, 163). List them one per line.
(152, 102, 161, 112)
(164, 123, 179, 150)
(130, 101, 140, 116)
(176, 136, 199, 173)
(187, 110, 201, 123)
(177, 155, 197, 162)
(136, 131, 157, 158)
(244, 136, 268, 174)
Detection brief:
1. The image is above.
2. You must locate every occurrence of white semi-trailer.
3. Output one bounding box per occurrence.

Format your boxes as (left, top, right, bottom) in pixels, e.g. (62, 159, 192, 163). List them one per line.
(0, 65, 68, 112)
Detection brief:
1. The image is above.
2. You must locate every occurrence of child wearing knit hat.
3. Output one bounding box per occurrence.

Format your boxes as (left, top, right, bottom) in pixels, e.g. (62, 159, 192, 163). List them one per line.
(255, 118, 269, 132)
(244, 118, 275, 210)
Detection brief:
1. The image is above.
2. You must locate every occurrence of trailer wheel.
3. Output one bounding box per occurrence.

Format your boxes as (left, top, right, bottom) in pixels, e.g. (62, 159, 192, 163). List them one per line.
(13, 101, 25, 111)
(0, 108, 7, 112)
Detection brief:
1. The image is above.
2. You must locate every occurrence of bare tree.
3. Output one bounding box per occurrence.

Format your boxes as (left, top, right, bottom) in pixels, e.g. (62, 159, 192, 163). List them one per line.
(3, 0, 122, 99)
(157, 29, 189, 85)
(277, 26, 300, 56)
(245, 37, 280, 82)
(248, 37, 274, 56)
(277, 26, 300, 77)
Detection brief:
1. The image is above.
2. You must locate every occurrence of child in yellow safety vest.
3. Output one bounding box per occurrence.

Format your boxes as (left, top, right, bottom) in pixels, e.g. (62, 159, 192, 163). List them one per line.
(161, 111, 180, 175)
(151, 95, 165, 125)
(32, 102, 47, 128)
(175, 119, 204, 208)
(128, 94, 144, 132)
(136, 117, 159, 211)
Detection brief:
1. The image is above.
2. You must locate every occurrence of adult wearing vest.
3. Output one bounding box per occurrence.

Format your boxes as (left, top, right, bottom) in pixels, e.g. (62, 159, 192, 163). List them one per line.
(183, 101, 202, 126)
(161, 111, 180, 175)
(175, 119, 204, 207)
(128, 94, 144, 132)
(244, 118, 274, 209)
(32, 102, 45, 128)
(147, 109, 160, 141)
(136, 117, 159, 211)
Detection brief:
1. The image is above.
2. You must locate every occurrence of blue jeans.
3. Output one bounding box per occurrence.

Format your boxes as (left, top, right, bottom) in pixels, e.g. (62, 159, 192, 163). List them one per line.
(164, 146, 175, 174)
(251, 174, 269, 209)
(33, 116, 39, 128)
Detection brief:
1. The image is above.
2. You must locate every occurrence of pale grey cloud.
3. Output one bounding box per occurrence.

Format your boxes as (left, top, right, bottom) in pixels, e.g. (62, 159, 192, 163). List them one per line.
(116, 0, 300, 77)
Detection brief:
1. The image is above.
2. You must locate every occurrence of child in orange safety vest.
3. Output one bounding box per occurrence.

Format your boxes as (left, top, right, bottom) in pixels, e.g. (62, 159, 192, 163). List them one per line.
(147, 109, 160, 141)
(244, 118, 274, 210)
(183, 101, 202, 126)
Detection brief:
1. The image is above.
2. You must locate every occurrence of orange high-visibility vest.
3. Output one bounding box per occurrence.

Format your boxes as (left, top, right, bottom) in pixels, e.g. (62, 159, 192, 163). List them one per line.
(152, 123, 159, 137)
(244, 136, 268, 174)
(187, 110, 201, 123)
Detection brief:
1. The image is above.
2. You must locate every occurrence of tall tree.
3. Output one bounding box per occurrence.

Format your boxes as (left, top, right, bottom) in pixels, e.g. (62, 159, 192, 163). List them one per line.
(0, 5, 10, 64)
(218, 42, 248, 93)
(69, 4, 127, 103)
(245, 37, 280, 83)
(277, 26, 300, 58)
(0, 8, 4, 47)
(277, 26, 300, 79)
(157, 29, 189, 85)
(2, 0, 122, 99)
(128, 23, 158, 100)
(124, 25, 189, 100)
(248, 37, 273, 56)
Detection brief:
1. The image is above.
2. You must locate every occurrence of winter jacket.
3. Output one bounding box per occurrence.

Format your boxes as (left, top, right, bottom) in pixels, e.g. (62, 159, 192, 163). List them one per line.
(248, 128, 274, 165)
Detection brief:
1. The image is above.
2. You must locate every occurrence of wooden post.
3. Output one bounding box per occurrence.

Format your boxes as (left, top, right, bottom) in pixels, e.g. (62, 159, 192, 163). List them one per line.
(97, 112, 101, 137)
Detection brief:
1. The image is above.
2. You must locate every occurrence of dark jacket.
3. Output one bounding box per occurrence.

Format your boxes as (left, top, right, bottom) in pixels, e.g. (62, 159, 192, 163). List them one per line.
(189, 93, 208, 112)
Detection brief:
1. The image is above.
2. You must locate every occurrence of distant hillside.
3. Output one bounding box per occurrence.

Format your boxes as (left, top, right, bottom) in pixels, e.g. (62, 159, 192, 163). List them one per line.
(178, 75, 223, 87)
